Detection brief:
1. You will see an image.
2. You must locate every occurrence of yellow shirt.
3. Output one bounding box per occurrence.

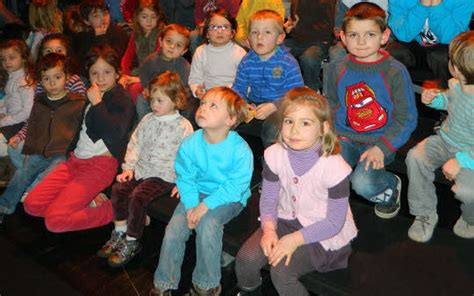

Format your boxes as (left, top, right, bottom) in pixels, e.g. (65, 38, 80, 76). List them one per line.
(235, 0, 286, 45)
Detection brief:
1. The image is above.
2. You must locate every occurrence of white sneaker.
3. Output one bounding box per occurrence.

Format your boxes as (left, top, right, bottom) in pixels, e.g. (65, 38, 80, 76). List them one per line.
(408, 213, 438, 243)
(453, 216, 474, 239)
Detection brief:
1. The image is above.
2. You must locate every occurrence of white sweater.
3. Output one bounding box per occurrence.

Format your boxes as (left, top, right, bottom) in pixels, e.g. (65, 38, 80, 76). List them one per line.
(122, 111, 194, 182)
(189, 41, 247, 97)
(0, 68, 35, 127)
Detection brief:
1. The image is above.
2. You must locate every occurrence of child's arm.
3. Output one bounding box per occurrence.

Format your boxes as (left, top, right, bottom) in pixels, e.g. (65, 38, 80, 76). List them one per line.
(388, 1, 429, 42)
(232, 57, 250, 101)
(120, 33, 136, 76)
(174, 141, 200, 209)
(427, 1, 474, 44)
(188, 46, 206, 98)
(121, 115, 145, 175)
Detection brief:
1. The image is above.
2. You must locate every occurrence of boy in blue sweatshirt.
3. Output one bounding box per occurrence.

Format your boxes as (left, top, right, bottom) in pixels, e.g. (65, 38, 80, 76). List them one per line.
(150, 87, 253, 296)
(326, 3, 417, 219)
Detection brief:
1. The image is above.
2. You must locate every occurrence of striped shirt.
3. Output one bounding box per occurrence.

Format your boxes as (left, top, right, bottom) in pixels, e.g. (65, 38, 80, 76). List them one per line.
(429, 79, 474, 168)
(232, 46, 304, 104)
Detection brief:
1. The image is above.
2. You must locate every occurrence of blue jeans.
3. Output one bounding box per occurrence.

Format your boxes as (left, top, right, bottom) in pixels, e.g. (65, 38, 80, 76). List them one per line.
(284, 39, 329, 92)
(136, 94, 151, 122)
(7, 140, 24, 169)
(153, 200, 243, 291)
(339, 139, 397, 203)
(0, 154, 64, 214)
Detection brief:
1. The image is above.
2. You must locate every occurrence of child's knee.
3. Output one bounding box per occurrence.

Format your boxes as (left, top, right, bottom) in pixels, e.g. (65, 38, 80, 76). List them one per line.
(270, 264, 298, 291)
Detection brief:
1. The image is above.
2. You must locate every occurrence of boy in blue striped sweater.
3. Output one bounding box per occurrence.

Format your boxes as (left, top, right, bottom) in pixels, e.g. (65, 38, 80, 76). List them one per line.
(406, 31, 474, 243)
(232, 9, 304, 147)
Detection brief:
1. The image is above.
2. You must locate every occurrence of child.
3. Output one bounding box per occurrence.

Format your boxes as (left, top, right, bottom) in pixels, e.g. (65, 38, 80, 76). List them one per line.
(235, 87, 357, 295)
(0, 53, 86, 221)
(136, 24, 191, 121)
(150, 87, 253, 296)
(74, 0, 129, 76)
(189, 8, 246, 99)
(7, 33, 86, 194)
(0, 39, 35, 157)
(406, 31, 474, 242)
(232, 9, 304, 148)
(26, 0, 63, 60)
(120, 0, 165, 78)
(234, 0, 285, 48)
(326, 3, 417, 219)
(97, 71, 194, 267)
(23, 44, 135, 233)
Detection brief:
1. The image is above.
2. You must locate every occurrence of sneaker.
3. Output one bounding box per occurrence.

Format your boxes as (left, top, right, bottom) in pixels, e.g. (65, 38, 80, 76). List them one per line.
(453, 216, 474, 239)
(189, 284, 222, 296)
(149, 287, 172, 296)
(108, 239, 141, 267)
(408, 213, 439, 243)
(374, 175, 402, 219)
(97, 230, 125, 258)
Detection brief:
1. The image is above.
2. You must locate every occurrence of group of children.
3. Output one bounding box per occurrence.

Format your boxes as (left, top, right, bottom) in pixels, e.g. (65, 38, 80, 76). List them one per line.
(0, 1, 473, 295)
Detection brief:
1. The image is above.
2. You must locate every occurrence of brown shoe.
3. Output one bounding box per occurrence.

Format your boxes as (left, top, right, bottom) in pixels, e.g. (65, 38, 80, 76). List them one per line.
(108, 238, 141, 267)
(149, 287, 172, 296)
(97, 230, 125, 258)
(189, 284, 222, 296)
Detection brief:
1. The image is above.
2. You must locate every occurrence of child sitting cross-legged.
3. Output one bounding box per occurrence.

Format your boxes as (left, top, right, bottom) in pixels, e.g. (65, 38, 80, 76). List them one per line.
(150, 87, 253, 296)
(97, 71, 194, 267)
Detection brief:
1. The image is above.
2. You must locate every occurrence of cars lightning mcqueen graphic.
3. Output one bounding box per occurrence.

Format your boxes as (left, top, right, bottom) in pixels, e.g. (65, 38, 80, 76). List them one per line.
(345, 82, 387, 132)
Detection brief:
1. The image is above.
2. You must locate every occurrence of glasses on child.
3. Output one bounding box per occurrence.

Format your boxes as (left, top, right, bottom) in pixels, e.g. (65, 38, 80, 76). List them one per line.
(208, 25, 232, 31)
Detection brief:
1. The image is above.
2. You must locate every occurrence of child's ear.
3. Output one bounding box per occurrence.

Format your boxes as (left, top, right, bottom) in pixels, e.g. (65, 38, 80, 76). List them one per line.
(180, 48, 188, 56)
(226, 114, 237, 128)
(322, 121, 330, 135)
(381, 28, 391, 46)
(277, 31, 286, 45)
(340, 31, 347, 46)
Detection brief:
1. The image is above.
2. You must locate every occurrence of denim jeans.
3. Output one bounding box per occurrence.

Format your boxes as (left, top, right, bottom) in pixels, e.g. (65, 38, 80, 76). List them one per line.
(284, 39, 329, 92)
(0, 154, 64, 214)
(136, 94, 151, 122)
(7, 140, 24, 169)
(406, 135, 474, 224)
(153, 199, 243, 291)
(339, 139, 397, 203)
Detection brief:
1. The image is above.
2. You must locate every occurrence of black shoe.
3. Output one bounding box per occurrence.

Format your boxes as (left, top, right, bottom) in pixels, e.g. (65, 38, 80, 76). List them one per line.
(97, 230, 125, 258)
(374, 175, 401, 219)
(108, 238, 141, 267)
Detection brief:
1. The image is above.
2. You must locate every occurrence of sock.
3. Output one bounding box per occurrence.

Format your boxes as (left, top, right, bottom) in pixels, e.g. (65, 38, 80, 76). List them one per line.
(115, 225, 127, 233)
(126, 235, 137, 241)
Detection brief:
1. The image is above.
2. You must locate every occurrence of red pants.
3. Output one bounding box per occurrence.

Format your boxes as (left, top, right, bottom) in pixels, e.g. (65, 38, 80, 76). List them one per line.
(23, 153, 118, 233)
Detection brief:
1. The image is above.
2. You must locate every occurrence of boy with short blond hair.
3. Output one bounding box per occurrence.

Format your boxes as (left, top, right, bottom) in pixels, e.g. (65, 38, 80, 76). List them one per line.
(326, 2, 418, 219)
(150, 87, 253, 296)
(407, 31, 474, 242)
(233, 9, 304, 147)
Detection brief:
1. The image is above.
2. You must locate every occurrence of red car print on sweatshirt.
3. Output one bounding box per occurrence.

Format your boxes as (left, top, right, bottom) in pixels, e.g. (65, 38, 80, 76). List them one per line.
(345, 81, 387, 132)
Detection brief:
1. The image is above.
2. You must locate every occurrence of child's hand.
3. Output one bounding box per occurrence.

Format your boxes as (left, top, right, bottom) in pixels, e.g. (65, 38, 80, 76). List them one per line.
(360, 146, 385, 171)
(171, 186, 180, 199)
(186, 202, 209, 229)
(87, 83, 103, 105)
(0, 113, 6, 119)
(8, 135, 21, 148)
(268, 231, 304, 267)
(260, 229, 278, 257)
(442, 158, 461, 181)
(421, 88, 441, 105)
(195, 85, 206, 99)
(116, 169, 134, 183)
(255, 103, 277, 120)
(118, 75, 139, 87)
(142, 88, 150, 99)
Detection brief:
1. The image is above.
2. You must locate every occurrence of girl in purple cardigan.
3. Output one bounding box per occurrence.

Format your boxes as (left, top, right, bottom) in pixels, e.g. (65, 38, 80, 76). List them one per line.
(235, 87, 357, 295)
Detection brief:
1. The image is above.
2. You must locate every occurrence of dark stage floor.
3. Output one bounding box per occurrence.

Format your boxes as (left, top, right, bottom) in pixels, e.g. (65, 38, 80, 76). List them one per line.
(0, 177, 473, 296)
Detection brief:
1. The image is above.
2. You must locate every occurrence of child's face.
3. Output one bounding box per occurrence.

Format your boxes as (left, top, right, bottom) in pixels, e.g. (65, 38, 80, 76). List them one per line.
(138, 8, 158, 35)
(159, 30, 188, 61)
(41, 39, 67, 56)
(341, 19, 390, 63)
(248, 19, 285, 60)
(281, 104, 325, 151)
(195, 93, 236, 131)
(40, 65, 68, 99)
(0, 47, 24, 73)
(89, 57, 118, 92)
(207, 15, 234, 47)
(150, 87, 176, 116)
(86, 8, 110, 32)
